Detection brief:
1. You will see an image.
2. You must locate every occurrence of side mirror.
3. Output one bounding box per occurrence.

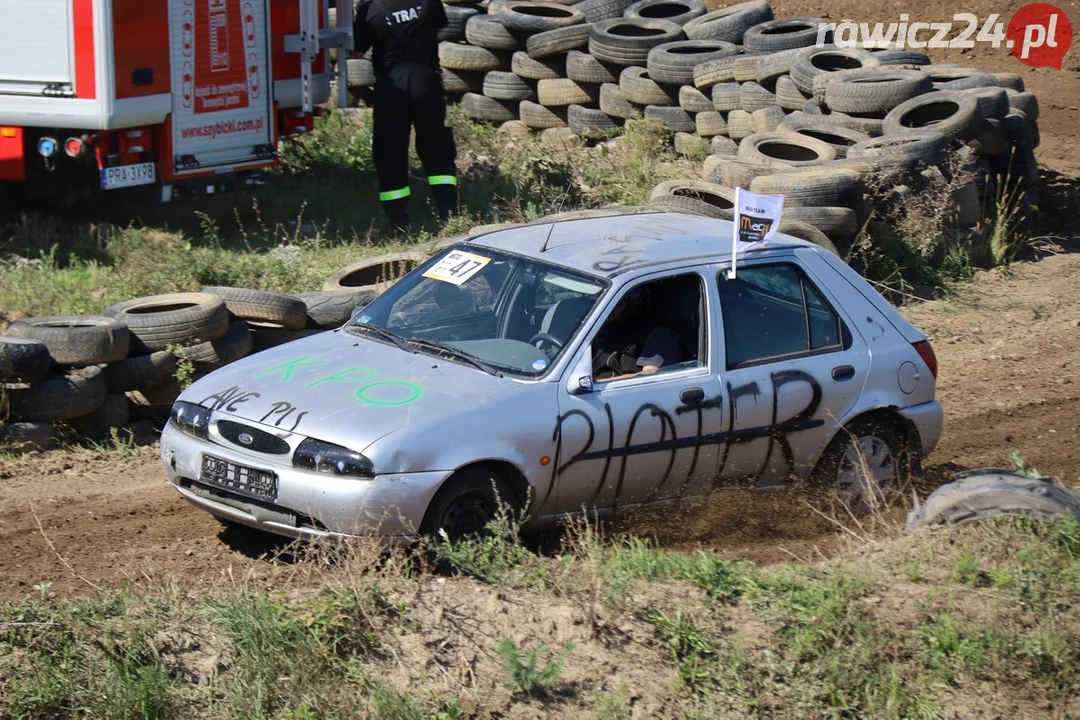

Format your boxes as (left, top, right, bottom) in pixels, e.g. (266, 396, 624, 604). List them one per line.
(565, 351, 594, 395)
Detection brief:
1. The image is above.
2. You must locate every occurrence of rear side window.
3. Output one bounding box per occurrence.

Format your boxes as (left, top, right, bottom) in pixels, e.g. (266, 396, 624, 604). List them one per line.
(717, 264, 844, 368)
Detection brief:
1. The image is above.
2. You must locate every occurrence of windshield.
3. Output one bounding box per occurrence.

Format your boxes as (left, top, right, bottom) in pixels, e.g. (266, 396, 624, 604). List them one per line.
(348, 245, 607, 377)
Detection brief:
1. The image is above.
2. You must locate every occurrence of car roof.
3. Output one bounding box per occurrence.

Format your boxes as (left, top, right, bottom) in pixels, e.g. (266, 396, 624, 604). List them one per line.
(465, 210, 810, 279)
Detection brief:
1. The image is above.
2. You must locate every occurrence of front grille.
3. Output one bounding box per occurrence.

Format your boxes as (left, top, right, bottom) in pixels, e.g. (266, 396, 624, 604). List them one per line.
(217, 420, 291, 455)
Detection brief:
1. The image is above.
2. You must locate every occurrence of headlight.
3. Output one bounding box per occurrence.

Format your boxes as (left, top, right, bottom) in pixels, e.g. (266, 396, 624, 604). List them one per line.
(292, 438, 374, 478)
(169, 401, 211, 439)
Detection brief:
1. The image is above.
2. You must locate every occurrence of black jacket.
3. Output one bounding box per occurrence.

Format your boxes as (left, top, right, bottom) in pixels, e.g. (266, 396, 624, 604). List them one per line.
(353, 0, 448, 76)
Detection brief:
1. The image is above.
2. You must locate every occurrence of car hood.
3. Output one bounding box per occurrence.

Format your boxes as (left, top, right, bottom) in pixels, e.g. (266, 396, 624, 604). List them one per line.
(178, 328, 529, 453)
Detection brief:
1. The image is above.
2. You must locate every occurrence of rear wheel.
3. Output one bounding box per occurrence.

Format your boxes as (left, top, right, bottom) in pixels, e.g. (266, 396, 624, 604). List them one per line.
(811, 416, 912, 513)
(421, 467, 519, 542)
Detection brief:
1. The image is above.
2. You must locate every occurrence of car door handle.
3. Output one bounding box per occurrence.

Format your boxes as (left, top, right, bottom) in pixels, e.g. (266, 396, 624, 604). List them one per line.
(680, 387, 705, 404)
(832, 365, 856, 381)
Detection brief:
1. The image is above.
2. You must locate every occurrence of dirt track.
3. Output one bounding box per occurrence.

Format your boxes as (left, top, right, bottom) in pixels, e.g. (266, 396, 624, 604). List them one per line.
(2, 250, 1078, 599)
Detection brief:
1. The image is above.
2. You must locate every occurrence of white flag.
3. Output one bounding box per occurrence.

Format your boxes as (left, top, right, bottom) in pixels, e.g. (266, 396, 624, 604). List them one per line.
(729, 187, 784, 279)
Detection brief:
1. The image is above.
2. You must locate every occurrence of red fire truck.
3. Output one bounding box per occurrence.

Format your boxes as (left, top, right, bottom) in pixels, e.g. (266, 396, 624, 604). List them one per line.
(0, 0, 351, 206)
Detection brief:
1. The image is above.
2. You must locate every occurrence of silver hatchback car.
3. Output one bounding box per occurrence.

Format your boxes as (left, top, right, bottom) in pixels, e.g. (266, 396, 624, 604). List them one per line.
(161, 211, 942, 542)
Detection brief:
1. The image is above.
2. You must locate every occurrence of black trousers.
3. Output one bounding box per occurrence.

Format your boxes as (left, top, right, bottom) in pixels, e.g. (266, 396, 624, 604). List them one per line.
(372, 64, 458, 230)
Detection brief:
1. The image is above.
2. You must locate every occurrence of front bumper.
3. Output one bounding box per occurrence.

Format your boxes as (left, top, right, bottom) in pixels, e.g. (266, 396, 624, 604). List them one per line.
(899, 400, 944, 458)
(160, 422, 452, 542)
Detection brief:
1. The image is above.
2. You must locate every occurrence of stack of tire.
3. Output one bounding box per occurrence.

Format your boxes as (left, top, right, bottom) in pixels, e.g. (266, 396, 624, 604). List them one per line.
(0, 286, 373, 453)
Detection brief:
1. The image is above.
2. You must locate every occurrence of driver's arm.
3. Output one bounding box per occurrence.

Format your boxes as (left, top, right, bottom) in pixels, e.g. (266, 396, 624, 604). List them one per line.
(594, 327, 676, 383)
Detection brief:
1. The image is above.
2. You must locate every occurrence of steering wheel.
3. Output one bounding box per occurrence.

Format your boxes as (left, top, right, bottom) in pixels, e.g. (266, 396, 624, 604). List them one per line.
(528, 332, 564, 354)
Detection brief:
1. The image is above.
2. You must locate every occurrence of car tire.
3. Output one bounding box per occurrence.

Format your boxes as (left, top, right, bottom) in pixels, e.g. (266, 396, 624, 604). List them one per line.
(709, 135, 738, 156)
(104, 292, 229, 353)
(710, 81, 741, 112)
(539, 126, 583, 150)
(790, 45, 879, 96)
(511, 50, 564, 80)
(749, 106, 786, 134)
(694, 110, 727, 137)
(102, 350, 179, 393)
(440, 6, 480, 42)
(537, 78, 599, 107)
(643, 104, 694, 133)
(465, 14, 524, 51)
(743, 17, 825, 52)
(202, 286, 308, 330)
(519, 100, 568, 128)
(873, 49, 930, 66)
(0, 336, 52, 384)
(566, 50, 619, 85)
(483, 70, 536, 101)
(463, 92, 518, 122)
(649, 179, 735, 219)
(175, 320, 253, 374)
(777, 219, 839, 255)
(5, 316, 130, 367)
(682, 0, 773, 42)
(777, 115, 869, 158)
(346, 58, 376, 88)
(619, 66, 676, 106)
(646, 39, 737, 86)
(775, 75, 808, 110)
(749, 166, 863, 207)
(738, 131, 837, 167)
(442, 67, 485, 95)
(673, 131, 708, 156)
(525, 23, 592, 59)
(679, 85, 712, 113)
(588, 18, 685, 68)
(822, 68, 933, 116)
(624, 0, 706, 26)
(439, 41, 507, 72)
(9, 366, 107, 422)
(574, 0, 634, 23)
(298, 289, 376, 328)
(499, 2, 585, 34)
(848, 129, 947, 174)
(568, 104, 620, 137)
(421, 467, 519, 542)
(323, 252, 426, 294)
(782, 205, 859, 237)
(693, 55, 738, 90)
(0, 421, 56, 452)
(754, 47, 801, 86)
(810, 416, 912, 515)
(68, 394, 131, 441)
(883, 91, 981, 142)
(598, 83, 640, 119)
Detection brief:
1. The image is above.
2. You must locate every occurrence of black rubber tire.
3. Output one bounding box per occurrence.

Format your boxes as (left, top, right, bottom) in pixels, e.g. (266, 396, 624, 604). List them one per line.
(754, 47, 802, 85)
(588, 18, 685, 67)
(5, 316, 130, 367)
(738, 131, 836, 167)
(249, 323, 326, 353)
(777, 219, 839, 255)
(440, 5, 480, 42)
(519, 99, 569, 128)
(777, 115, 869, 158)
(574, 0, 634, 23)
(873, 49, 930, 66)
(849, 129, 947, 173)
(598, 83, 641, 119)
(1002, 109, 1035, 148)
(0, 421, 56, 453)
(643, 104, 694, 133)
(465, 14, 525, 52)
(439, 41, 507, 72)
(101, 350, 178, 393)
(743, 17, 825, 52)
(790, 45, 879, 95)
(694, 110, 726, 137)
(646, 39, 736, 85)
(822, 68, 932, 116)
(749, 166, 863, 207)
(920, 65, 991, 88)
(725, 108, 752, 140)
(709, 135, 738, 155)
(568, 104, 620, 137)
(782, 205, 858, 237)
(8, 366, 107, 422)
(1006, 90, 1039, 123)
(483, 71, 536, 101)
(883, 91, 981, 142)
(202, 286, 307, 330)
(536, 78, 599, 106)
(740, 80, 776, 112)
(175, 320, 253, 374)
(678, 85, 711, 113)
(710, 81, 740, 111)
(511, 51, 564, 80)
(525, 24, 592, 58)
(104, 292, 229, 353)
(972, 117, 1007, 157)
(692, 55, 737, 90)
(809, 416, 911, 513)
(499, 1, 585, 33)
(566, 50, 619, 84)
(750, 106, 786, 133)
(420, 467, 519, 542)
(67, 394, 130, 441)
(0, 336, 52, 384)
(442, 67, 485, 94)
(298, 289, 376, 328)
(787, 107, 884, 137)
(624, 0, 706, 26)
(463, 92, 518, 122)
(731, 54, 763, 83)
(963, 86, 1009, 121)
(682, 1, 773, 42)
(906, 469, 1080, 531)
(649, 179, 735, 219)
(346, 58, 376, 88)
(619, 66, 676, 106)
(323, 252, 426, 293)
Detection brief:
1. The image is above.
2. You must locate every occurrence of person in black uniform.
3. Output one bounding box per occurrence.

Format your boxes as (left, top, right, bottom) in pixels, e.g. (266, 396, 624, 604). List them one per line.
(354, 0, 459, 233)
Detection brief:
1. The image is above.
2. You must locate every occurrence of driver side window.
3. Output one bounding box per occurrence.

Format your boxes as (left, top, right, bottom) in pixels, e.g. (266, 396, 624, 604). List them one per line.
(590, 274, 706, 383)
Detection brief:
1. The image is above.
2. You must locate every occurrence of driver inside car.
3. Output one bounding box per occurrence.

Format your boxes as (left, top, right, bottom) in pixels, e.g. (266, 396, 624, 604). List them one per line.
(592, 286, 685, 383)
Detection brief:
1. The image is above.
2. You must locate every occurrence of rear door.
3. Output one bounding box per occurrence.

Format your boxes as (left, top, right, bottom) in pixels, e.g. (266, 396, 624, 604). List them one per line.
(0, 0, 73, 93)
(168, 0, 275, 172)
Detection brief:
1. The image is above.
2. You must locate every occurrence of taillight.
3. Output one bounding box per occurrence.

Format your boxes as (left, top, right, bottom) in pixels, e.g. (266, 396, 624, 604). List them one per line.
(913, 340, 937, 379)
(118, 128, 152, 155)
(282, 110, 312, 135)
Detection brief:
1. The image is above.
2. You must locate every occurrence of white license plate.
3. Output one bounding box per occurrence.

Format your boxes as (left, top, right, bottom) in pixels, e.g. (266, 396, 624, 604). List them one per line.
(100, 162, 156, 190)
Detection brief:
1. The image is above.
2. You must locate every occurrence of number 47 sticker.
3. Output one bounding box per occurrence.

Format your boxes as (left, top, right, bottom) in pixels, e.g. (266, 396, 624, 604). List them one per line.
(423, 250, 491, 286)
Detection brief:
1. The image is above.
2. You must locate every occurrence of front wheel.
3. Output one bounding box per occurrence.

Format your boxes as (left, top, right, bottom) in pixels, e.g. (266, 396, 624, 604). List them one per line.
(811, 417, 912, 514)
(421, 468, 519, 543)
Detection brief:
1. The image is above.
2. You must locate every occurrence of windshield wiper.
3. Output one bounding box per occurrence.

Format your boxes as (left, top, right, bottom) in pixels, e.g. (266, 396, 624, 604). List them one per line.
(348, 322, 412, 354)
(406, 338, 503, 377)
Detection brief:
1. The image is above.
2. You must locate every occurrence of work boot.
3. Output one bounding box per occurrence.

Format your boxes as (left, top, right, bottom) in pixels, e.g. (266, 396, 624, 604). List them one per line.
(430, 184, 458, 223)
(381, 197, 411, 236)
